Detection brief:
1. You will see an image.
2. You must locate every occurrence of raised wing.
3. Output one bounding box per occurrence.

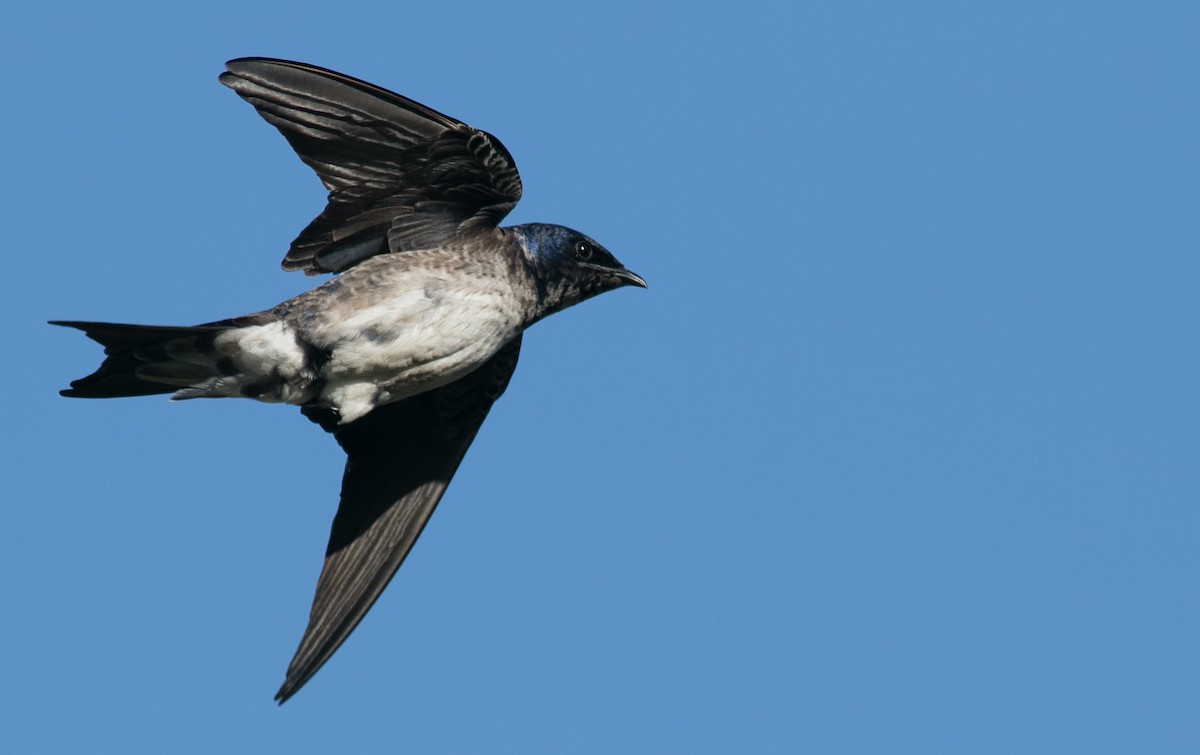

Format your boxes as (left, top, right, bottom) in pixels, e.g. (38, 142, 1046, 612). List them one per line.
(276, 336, 522, 703)
(220, 58, 523, 275)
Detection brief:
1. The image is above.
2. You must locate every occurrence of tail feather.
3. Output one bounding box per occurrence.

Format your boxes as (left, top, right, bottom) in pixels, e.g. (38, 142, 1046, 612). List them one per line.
(51, 320, 237, 399)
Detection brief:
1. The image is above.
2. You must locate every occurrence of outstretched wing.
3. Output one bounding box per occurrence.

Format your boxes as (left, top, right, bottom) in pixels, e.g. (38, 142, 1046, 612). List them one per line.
(276, 336, 523, 703)
(220, 58, 523, 275)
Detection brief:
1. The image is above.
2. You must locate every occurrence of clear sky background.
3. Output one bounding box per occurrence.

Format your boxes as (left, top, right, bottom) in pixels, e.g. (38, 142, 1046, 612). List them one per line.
(4, 2, 1198, 752)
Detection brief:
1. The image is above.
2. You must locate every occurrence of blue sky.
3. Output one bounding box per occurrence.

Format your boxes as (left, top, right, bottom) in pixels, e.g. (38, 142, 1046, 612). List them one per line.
(4, 1, 1199, 751)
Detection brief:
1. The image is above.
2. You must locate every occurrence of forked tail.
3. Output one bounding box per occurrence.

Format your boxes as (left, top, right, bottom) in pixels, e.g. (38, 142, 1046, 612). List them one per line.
(51, 320, 242, 399)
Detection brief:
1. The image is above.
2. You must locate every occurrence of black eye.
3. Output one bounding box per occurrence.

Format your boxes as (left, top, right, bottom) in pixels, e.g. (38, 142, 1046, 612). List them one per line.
(574, 240, 594, 261)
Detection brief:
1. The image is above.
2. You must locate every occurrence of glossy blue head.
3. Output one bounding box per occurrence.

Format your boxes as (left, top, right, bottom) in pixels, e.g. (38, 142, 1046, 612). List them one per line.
(512, 223, 646, 318)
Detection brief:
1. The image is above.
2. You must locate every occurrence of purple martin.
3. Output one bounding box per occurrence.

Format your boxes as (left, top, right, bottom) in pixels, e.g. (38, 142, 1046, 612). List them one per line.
(51, 58, 644, 703)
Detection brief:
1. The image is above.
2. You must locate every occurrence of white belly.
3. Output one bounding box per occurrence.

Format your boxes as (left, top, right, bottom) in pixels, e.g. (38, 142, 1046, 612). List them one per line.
(316, 279, 522, 422)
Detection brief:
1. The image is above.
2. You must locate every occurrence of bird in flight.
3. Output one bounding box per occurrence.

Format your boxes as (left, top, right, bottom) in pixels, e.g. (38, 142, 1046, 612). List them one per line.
(52, 58, 644, 703)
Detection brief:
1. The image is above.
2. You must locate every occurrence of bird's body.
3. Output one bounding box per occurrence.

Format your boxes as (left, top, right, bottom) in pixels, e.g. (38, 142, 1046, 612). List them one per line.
(52, 58, 643, 702)
(140, 229, 538, 423)
(283, 237, 534, 423)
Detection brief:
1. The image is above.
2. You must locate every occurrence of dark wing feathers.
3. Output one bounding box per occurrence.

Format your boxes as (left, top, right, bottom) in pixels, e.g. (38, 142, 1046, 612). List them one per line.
(220, 57, 522, 275)
(275, 336, 523, 703)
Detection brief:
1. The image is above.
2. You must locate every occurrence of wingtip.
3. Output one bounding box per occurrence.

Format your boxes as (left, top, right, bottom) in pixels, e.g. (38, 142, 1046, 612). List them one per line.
(221, 57, 340, 83)
(218, 59, 248, 87)
(219, 57, 280, 87)
(274, 673, 308, 705)
(222, 55, 275, 72)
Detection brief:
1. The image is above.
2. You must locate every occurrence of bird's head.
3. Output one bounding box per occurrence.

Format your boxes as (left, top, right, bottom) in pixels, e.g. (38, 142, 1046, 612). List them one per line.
(512, 223, 646, 320)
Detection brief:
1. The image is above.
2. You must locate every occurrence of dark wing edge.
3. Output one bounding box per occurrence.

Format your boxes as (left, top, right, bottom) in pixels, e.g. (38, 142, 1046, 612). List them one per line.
(219, 58, 523, 275)
(275, 335, 523, 703)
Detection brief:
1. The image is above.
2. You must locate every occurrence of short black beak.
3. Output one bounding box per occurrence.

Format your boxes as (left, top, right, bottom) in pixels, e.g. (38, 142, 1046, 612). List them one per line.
(580, 261, 647, 289)
(615, 268, 647, 289)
